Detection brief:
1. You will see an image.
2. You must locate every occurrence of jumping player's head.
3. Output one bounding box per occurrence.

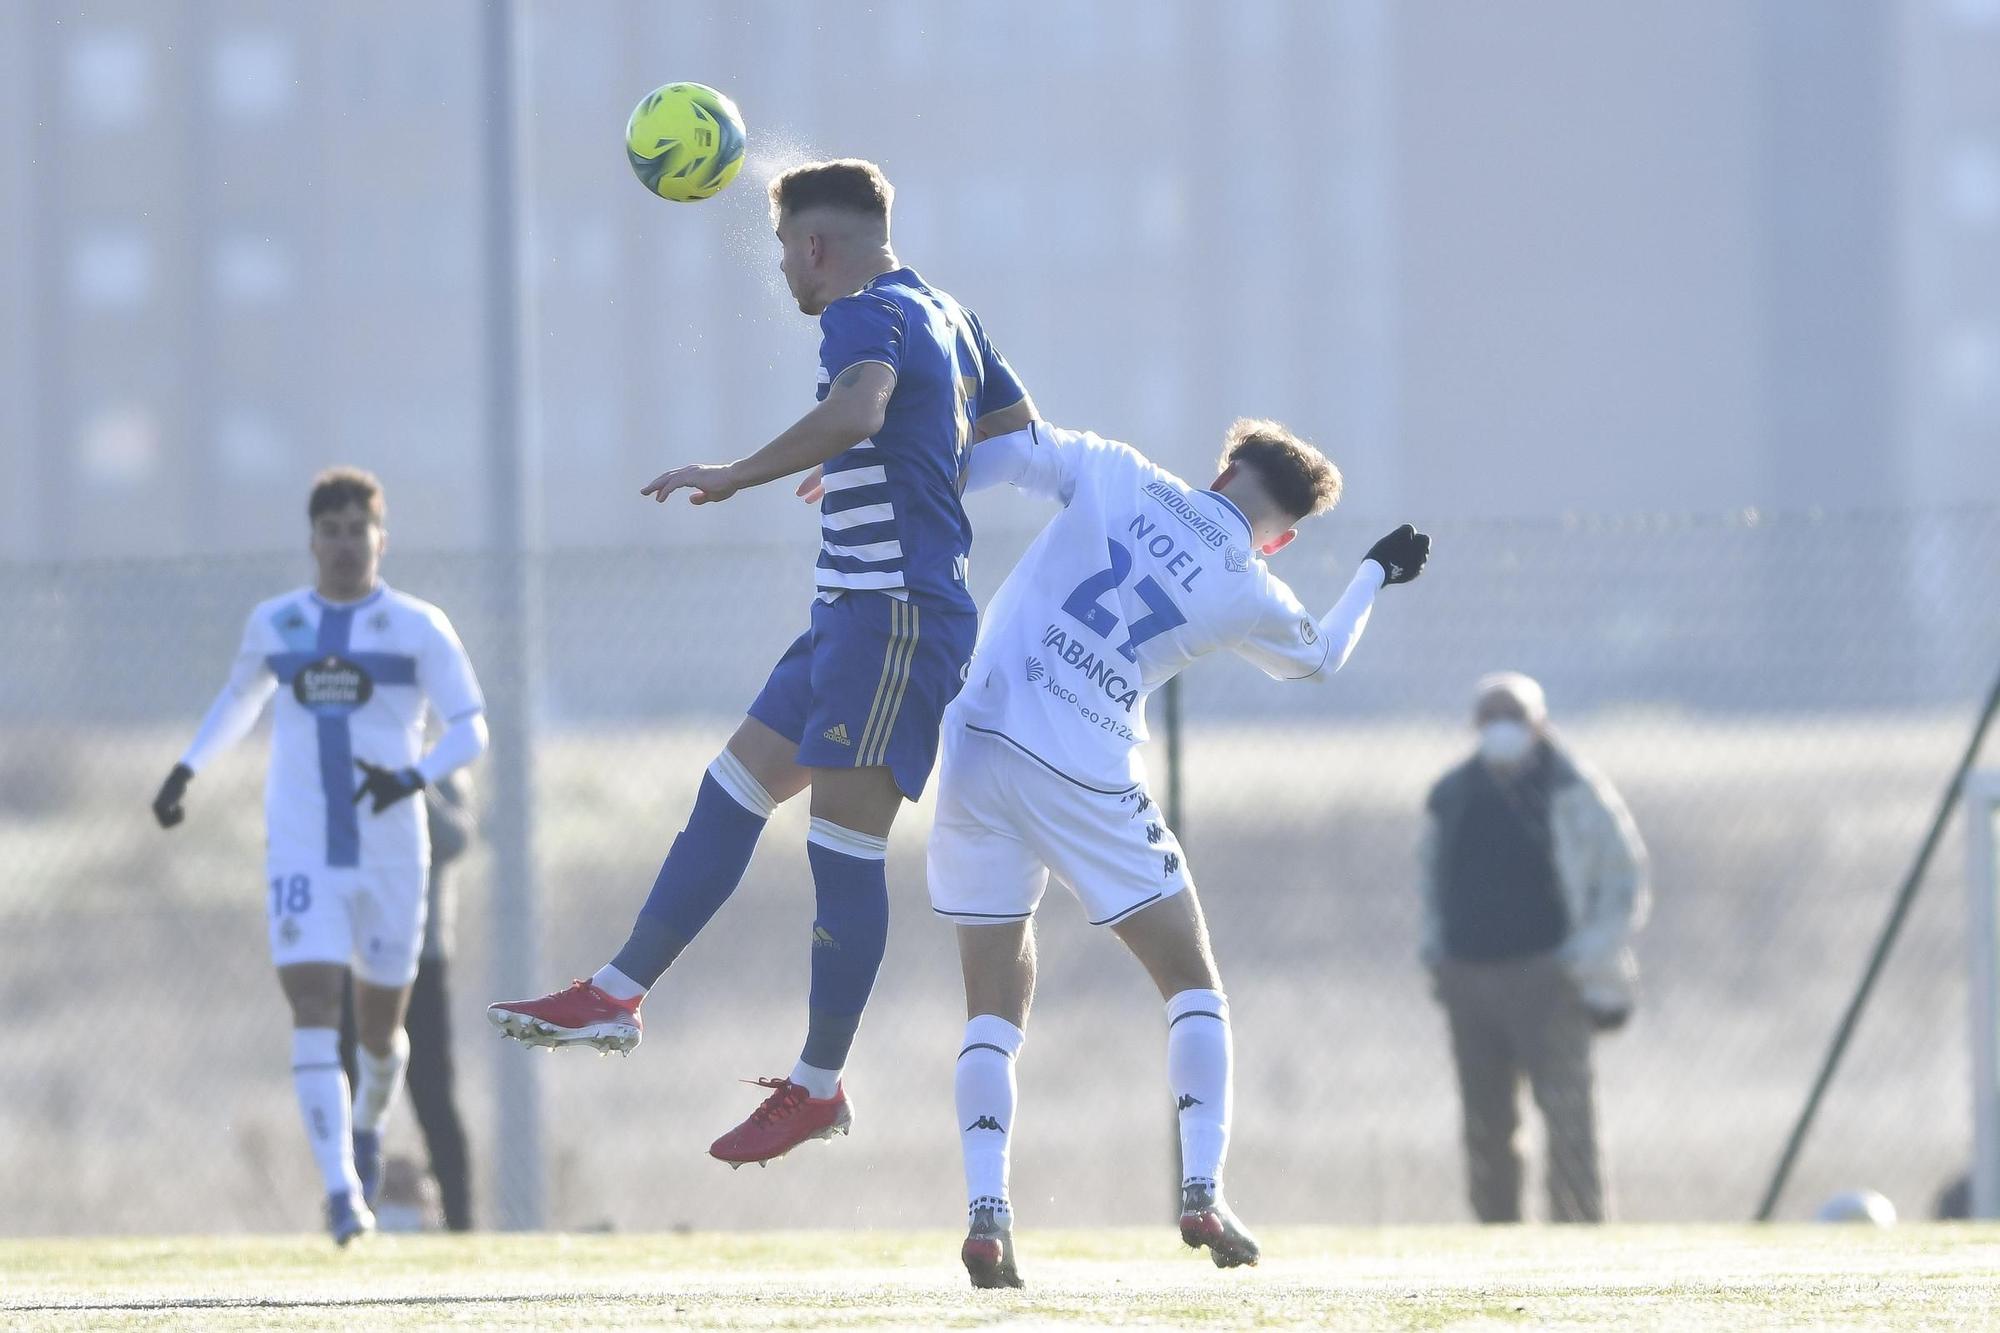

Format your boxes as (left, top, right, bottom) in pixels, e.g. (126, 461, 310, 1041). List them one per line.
(307, 466, 386, 601)
(1209, 418, 1343, 556)
(769, 158, 896, 316)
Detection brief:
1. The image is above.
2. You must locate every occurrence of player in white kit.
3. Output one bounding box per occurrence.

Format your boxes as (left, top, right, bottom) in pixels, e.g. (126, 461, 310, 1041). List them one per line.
(931, 420, 1429, 1287)
(150, 468, 489, 1245)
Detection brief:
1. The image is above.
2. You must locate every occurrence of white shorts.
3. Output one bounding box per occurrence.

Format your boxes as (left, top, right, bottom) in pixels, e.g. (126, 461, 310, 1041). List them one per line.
(926, 724, 1190, 928)
(265, 863, 427, 987)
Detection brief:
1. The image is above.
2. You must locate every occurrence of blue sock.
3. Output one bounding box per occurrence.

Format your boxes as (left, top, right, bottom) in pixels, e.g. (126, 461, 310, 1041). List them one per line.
(609, 761, 773, 988)
(799, 818, 890, 1073)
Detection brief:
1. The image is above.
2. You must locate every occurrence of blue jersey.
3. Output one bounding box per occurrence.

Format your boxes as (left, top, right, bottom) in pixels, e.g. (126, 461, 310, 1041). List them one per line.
(813, 267, 1025, 613)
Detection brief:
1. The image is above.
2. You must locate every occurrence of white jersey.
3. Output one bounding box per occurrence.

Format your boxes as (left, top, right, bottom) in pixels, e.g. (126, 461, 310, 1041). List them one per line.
(182, 584, 486, 870)
(953, 424, 1373, 793)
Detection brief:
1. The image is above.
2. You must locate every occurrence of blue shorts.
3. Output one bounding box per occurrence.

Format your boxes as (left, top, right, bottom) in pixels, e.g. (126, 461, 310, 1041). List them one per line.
(748, 592, 977, 800)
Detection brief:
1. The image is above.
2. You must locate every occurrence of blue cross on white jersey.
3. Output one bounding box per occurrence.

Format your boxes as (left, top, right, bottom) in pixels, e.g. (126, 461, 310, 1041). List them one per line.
(184, 585, 485, 870)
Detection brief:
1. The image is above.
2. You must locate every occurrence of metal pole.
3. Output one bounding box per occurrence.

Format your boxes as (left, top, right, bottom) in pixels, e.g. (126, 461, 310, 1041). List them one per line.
(1162, 672, 1185, 1211)
(1755, 663, 2000, 1220)
(480, 0, 545, 1231)
(1967, 772, 2000, 1219)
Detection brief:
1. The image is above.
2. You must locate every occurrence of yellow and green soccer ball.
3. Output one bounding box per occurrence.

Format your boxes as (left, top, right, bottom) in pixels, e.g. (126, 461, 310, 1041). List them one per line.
(625, 82, 746, 202)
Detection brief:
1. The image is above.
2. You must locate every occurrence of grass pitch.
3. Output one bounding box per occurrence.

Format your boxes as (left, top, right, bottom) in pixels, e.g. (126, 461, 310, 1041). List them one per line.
(4, 1226, 1998, 1331)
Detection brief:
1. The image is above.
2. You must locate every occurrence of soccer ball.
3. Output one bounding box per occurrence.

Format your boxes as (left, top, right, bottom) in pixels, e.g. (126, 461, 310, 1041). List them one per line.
(1814, 1189, 1898, 1225)
(625, 82, 746, 203)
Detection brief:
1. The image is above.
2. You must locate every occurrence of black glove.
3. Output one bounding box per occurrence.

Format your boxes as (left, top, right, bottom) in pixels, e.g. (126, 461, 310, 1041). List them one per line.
(353, 760, 425, 814)
(1365, 524, 1431, 586)
(152, 763, 193, 829)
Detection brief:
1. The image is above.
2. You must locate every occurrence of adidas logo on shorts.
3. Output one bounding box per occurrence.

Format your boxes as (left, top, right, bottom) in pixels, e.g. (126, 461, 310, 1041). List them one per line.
(822, 722, 852, 746)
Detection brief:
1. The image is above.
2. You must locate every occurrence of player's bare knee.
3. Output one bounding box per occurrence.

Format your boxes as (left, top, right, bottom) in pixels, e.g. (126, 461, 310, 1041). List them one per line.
(1113, 890, 1221, 998)
(725, 717, 811, 804)
(959, 922, 1034, 1027)
(352, 982, 409, 1053)
(278, 965, 343, 1028)
(808, 765, 904, 839)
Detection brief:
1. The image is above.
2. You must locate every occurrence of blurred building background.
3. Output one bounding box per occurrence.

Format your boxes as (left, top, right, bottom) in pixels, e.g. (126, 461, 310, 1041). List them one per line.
(5, 0, 1996, 559)
(3, 0, 1999, 1237)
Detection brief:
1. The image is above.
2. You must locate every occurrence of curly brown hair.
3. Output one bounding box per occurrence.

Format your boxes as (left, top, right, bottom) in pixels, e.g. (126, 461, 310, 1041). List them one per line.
(1217, 419, 1342, 522)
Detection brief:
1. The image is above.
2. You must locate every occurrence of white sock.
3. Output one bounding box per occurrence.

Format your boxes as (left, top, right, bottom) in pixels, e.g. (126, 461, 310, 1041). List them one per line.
(351, 1027, 410, 1135)
(591, 964, 647, 1003)
(789, 1060, 841, 1100)
(291, 1027, 361, 1197)
(1166, 989, 1232, 1189)
(956, 1014, 1025, 1220)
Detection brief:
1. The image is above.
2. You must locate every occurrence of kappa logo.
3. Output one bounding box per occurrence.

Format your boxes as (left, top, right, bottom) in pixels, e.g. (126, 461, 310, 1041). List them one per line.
(1176, 1093, 1202, 1111)
(1163, 851, 1181, 878)
(1026, 657, 1046, 682)
(822, 722, 853, 747)
(1146, 822, 1165, 846)
(964, 1115, 1005, 1133)
(369, 611, 391, 633)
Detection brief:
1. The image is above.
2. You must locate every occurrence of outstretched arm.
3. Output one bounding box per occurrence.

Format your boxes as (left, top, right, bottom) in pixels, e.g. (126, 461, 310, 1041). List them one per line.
(960, 421, 1146, 505)
(643, 361, 897, 507)
(1237, 526, 1431, 684)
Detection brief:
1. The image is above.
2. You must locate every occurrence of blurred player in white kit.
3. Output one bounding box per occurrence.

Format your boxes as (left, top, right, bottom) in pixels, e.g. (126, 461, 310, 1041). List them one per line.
(931, 419, 1430, 1287)
(150, 467, 489, 1245)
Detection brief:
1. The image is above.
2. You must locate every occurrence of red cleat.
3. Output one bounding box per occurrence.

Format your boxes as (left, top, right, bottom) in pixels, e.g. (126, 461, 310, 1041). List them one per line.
(1179, 1182, 1260, 1268)
(961, 1204, 1023, 1289)
(709, 1077, 853, 1166)
(486, 980, 642, 1054)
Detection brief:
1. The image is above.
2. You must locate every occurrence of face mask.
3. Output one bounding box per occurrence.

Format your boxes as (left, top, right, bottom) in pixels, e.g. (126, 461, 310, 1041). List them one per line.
(1478, 720, 1537, 766)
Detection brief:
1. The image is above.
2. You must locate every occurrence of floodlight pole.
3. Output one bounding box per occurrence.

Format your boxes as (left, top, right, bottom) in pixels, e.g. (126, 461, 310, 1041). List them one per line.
(480, 0, 547, 1232)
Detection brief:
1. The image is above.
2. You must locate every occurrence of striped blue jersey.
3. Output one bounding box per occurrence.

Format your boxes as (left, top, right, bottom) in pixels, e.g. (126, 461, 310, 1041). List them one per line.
(814, 267, 1025, 613)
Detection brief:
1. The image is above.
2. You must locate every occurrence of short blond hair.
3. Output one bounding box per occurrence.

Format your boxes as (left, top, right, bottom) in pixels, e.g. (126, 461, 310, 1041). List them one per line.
(307, 467, 385, 523)
(1218, 418, 1342, 521)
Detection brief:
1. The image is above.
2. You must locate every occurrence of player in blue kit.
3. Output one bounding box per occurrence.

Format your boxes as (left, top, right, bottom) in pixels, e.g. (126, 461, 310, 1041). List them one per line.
(489, 159, 1037, 1166)
(152, 468, 489, 1245)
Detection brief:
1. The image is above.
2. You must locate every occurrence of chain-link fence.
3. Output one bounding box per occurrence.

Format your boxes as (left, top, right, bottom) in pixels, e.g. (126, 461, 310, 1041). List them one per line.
(4, 505, 1999, 1235)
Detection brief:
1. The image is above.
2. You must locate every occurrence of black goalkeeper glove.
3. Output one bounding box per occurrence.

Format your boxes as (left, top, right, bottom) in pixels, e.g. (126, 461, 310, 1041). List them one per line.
(1365, 524, 1432, 587)
(353, 759, 426, 814)
(152, 763, 194, 829)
